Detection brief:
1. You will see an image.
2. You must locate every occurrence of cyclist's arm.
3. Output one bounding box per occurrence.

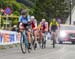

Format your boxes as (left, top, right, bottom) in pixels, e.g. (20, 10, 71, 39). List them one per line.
(34, 20, 37, 28)
(35, 23, 37, 28)
(27, 15, 31, 23)
(56, 22, 59, 26)
(49, 22, 52, 31)
(27, 15, 31, 25)
(17, 16, 22, 28)
(56, 22, 59, 30)
(16, 16, 22, 32)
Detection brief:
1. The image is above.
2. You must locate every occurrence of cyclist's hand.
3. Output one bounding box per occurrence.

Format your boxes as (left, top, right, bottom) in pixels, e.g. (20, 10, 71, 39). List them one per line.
(28, 21, 31, 25)
(49, 27, 51, 32)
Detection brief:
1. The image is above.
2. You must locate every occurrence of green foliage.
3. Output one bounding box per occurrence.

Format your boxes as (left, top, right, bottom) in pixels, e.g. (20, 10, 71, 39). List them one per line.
(12, 18, 18, 25)
(0, 0, 69, 25)
(0, 0, 32, 25)
(33, 0, 69, 22)
(13, 11, 19, 16)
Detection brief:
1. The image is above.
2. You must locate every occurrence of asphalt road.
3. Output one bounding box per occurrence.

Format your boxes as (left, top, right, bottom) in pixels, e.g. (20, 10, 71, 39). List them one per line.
(0, 41, 75, 59)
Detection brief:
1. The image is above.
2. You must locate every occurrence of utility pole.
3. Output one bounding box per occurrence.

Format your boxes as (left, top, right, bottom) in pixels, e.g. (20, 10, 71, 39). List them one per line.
(70, 0, 72, 24)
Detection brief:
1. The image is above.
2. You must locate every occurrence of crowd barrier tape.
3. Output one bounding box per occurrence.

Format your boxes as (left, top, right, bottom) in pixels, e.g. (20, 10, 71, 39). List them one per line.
(0, 30, 21, 45)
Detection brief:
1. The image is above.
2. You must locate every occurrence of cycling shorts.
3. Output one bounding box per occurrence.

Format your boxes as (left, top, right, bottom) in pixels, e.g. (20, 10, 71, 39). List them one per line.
(51, 25, 58, 32)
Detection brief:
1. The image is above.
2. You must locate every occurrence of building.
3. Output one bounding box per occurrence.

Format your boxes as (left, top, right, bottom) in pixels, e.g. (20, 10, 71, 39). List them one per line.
(65, 0, 75, 24)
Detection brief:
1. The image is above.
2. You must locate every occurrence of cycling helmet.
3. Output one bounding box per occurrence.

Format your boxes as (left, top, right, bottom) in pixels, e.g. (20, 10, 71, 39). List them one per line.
(52, 18, 56, 22)
(31, 16, 35, 19)
(42, 19, 46, 22)
(21, 9, 27, 15)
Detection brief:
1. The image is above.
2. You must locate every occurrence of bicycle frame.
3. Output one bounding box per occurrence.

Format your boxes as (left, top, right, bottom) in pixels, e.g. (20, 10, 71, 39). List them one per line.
(20, 30, 30, 54)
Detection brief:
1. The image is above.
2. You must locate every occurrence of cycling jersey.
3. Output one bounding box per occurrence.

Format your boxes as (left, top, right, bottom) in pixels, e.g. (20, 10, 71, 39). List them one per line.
(31, 19, 37, 30)
(18, 15, 30, 28)
(40, 22, 48, 32)
(50, 21, 59, 31)
(45, 22, 48, 31)
(19, 15, 30, 23)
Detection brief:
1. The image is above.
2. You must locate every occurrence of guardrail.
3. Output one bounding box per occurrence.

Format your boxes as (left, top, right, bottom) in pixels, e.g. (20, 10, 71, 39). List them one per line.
(1, 16, 19, 18)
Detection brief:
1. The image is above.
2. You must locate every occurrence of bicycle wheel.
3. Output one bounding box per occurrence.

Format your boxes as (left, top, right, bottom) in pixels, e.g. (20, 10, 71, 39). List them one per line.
(41, 37, 46, 49)
(42, 32, 47, 48)
(42, 38, 44, 49)
(20, 34, 26, 54)
(51, 31, 56, 48)
(53, 38, 55, 48)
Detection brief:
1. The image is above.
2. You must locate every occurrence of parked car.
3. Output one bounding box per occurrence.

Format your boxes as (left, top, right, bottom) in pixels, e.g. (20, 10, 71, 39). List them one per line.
(57, 24, 75, 44)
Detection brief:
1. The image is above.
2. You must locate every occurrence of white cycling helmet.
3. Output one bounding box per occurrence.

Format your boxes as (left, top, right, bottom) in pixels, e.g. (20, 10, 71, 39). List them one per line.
(31, 16, 35, 20)
(42, 19, 46, 22)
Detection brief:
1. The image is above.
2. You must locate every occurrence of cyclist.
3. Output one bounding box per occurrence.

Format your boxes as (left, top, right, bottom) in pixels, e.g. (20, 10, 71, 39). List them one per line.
(50, 18, 59, 44)
(40, 19, 48, 33)
(39, 19, 48, 48)
(50, 18, 59, 32)
(18, 9, 31, 49)
(30, 16, 38, 49)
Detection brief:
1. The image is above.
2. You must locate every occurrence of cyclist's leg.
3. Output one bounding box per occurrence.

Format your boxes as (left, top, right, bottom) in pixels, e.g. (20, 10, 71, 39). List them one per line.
(54, 30, 57, 43)
(51, 30, 56, 43)
(37, 30, 39, 42)
(34, 30, 38, 42)
(40, 31, 45, 48)
(33, 30, 38, 49)
(27, 30, 32, 49)
(37, 30, 42, 48)
(41, 31, 47, 48)
(37, 30, 41, 44)
(44, 31, 48, 44)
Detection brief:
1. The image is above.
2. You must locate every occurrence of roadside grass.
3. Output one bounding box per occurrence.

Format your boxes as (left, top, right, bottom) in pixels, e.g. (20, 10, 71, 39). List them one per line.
(0, 43, 20, 50)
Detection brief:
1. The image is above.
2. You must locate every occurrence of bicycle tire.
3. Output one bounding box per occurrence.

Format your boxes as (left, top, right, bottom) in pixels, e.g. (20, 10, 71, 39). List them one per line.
(42, 38, 46, 49)
(20, 34, 26, 54)
(34, 43, 37, 50)
(53, 38, 55, 48)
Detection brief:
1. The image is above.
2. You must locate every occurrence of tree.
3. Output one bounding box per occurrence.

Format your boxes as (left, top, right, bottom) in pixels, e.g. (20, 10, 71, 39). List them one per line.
(33, 0, 69, 22)
(0, 0, 32, 26)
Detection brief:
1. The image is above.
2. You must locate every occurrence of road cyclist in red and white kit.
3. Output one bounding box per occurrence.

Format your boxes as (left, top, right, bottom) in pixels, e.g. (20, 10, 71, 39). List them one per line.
(39, 19, 48, 48)
(30, 16, 38, 50)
